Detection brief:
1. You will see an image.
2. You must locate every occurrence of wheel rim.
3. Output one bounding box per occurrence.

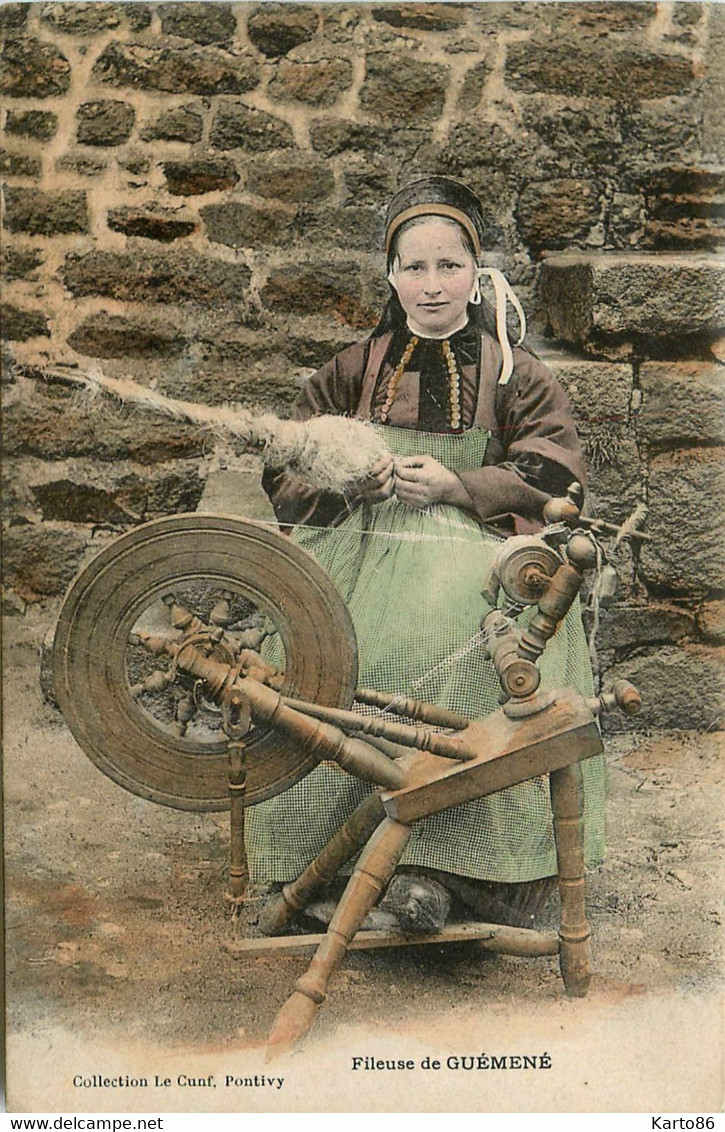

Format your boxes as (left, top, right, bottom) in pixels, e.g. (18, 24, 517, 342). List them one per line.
(53, 514, 358, 811)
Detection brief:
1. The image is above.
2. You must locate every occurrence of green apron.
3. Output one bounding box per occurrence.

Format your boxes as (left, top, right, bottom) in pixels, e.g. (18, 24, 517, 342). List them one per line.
(245, 425, 605, 884)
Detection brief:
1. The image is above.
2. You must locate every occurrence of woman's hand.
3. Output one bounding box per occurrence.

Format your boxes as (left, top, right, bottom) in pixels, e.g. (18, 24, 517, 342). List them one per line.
(394, 455, 472, 509)
(352, 455, 396, 503)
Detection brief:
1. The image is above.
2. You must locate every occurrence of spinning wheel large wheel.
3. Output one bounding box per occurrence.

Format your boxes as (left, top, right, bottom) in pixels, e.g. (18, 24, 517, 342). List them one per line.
(53, 514, 358, 812)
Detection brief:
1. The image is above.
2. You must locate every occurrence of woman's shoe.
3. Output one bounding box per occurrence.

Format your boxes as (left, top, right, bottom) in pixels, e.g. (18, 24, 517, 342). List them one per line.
(379, 873, 451, 934)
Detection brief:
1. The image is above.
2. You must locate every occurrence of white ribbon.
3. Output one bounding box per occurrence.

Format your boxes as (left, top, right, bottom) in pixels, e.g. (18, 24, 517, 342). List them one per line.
(477, 267, 527, 385)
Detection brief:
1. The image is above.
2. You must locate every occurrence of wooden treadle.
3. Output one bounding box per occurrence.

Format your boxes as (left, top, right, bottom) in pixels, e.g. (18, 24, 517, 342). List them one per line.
(224, 921, 560, 958)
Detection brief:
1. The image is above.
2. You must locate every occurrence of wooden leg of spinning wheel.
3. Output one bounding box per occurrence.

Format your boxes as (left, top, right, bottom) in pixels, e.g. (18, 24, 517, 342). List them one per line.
(267, 817, 411, 1051)
(226, 743, 248, 918)
(258, 792, 387, 935)
(550, 763, 591, 997)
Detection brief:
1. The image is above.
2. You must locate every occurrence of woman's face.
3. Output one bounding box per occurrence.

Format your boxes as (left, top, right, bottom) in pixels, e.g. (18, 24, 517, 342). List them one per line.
(389, 218, 478, 338)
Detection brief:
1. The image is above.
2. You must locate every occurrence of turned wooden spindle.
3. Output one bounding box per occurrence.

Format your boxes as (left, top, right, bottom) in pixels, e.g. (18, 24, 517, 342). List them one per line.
(267, 817, 412, 1051)
(550, 763, 592, 996)
(243, 680, 406, 790)
(226, 742, 248, 914)
(354, 687, 470, 730)
(281, 694, 472, 761)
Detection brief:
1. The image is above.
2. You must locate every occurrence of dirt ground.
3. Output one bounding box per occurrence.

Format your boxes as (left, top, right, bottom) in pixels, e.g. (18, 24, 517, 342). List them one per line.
(3, 599, 724, 1113)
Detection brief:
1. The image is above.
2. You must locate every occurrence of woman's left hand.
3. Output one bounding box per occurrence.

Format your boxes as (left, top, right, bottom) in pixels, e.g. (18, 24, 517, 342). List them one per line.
(394, 455, 471, 509)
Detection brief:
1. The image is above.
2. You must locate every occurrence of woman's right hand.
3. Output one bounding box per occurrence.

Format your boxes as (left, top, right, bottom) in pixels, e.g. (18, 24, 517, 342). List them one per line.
(352, 455, 396, 503)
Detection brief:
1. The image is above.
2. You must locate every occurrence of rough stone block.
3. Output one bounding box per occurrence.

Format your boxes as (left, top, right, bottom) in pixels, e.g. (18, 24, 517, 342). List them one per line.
(67, 314, 186, 358)
(1, 38, 71, 98)
(92, 42, 259, 96)
(1, 343, 17, 385)
(55, 152, 107, 177)
(639, 447, 725, 596)
(522, 101, 622, 178)
(28, 462, 205, 524)
(1, 245, 43, 281)
(5, 110, 58, 141)
(198, 458, 275, 522)
(310, 118, 391, 158)
(702, 3, 725, 161)
(603, 645, 724, 732)
(2, 524, 90, 603)
(644, 217, 725, 252)
(314, 5, 362, 41)
(159, 3, 236, 44)
(548, 2, 654, 34)
(0, 4, 29, 33)
(371, 4, 467, 30)
(163, 159, 239, 196)
(246, 4, 319, 57)
(467, 1, 650, 36)
(642, 166, 725, 205)
(181, 324, 282, 367)
(640, 166, 725, 251)
(209, 102, 294, 151)
(593, 602, 695, 654)
(340, 158, 397, 206)
(285, 326, 362, 370)
(360, 52, 448, 123)
(246, 158, 334, 204)
(439, 120, 535, 185)
(76, 100, 135, 147)
(268, 58, 353, 106)
(672, 2, 703, 31)
(1, 304, 49, 341)
(0, 149, 41, 177)
(586, 434, 643, 525)
(107, 207, 197, 242)
(697, 600, 725, 643)
(536, 351, 633, 428)
(1, 587, 26, 618)
(156, 358, 299, 410)
(3, 187, 87, 236)
(617, 97, 702, 174)
(61, 250, 250, 305)
(38, 3, 151, 34)
(292, 206, 385, 251)
(539, 254, 725, 352)
(201, 201, 293, 247)
(506, 41, 695, 100)
(3, 379, 206, 464)
(516, 179, 601, 253)
(262, 261, 374, 328)
(141, 104, 204, 144)
(607, 192, 645, 250)
(119, 153, 150, 176)
(638, 361, 725, 447)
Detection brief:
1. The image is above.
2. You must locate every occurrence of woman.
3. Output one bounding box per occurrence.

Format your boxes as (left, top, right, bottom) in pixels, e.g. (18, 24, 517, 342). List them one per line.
(246, 176, 604, 933)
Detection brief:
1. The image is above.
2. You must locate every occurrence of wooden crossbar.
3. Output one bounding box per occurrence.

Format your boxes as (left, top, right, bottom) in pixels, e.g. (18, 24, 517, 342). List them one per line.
(224, 921, 559, 958)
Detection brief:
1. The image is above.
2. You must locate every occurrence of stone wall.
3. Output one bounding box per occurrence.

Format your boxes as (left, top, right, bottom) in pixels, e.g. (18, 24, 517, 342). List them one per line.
(2, 1, 724, 729)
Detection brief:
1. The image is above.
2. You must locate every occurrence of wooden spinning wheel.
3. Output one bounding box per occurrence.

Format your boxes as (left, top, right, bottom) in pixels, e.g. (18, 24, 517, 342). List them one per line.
(51, 490, 646, 1051)
(52, 514, 358, 812)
